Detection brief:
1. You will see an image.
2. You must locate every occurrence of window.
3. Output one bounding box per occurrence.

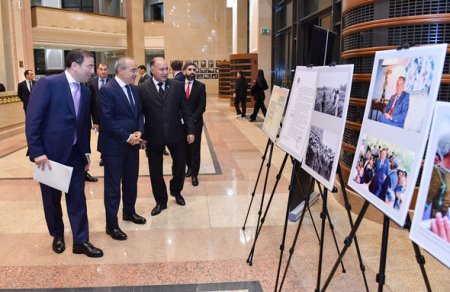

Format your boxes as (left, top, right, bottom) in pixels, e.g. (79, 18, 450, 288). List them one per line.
(144, 0, 164, 22)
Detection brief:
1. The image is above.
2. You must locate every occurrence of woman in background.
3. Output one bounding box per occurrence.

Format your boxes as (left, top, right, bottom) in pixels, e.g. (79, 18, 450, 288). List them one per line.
(249, 69, 269, 122)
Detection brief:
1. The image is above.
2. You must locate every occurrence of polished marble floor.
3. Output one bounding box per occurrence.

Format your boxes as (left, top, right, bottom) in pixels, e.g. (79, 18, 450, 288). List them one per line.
(0, 97, 448, 291)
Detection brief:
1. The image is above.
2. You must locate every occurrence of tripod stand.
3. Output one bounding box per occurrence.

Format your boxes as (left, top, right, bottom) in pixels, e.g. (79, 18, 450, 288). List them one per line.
(321, 201, 431, 291)
(242, 139, 273, 230)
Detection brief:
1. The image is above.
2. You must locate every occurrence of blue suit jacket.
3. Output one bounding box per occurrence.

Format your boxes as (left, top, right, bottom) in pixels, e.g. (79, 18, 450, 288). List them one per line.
(97, 78, 144, 156)
(26, 72, 91, 164)
(379, 91, 410, 128)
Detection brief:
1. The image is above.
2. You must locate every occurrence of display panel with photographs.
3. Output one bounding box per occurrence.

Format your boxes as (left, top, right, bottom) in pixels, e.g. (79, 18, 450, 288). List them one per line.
(410, 102, 450, 268)
(262, 85, 289, 142)
(348, 44, 447, 225)
(301, 65, 353, 190)
(277, 67, 318, 162)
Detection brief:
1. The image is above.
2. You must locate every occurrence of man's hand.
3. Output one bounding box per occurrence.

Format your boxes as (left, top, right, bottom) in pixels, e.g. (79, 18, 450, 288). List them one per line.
(128, 131, 143, 145)
(92, 124, 99, 133)
(85, 155, 91, 171)
(187, 134, 195, 144)
(35, 155, 51, 171)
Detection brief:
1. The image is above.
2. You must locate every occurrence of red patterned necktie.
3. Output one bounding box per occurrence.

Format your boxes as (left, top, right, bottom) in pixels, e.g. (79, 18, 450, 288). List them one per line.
(186, 81, 191, 100)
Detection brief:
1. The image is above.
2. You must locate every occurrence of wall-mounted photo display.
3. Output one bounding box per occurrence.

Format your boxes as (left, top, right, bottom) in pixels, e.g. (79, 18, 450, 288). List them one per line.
(200, 60, 207, 68)
(301, 65, 353, 190)
(262, 85, 290, 143)
(216, 60, 221, 67)
(193, 60, 199, 67)
(184, 60, 192, 65)
(204, 74, 211, 79)
(212, 74, 218, 79)
(208, 68, 214, 73)
(200, 68, 207, 73)
(215, 68, 219, 73)
(208, 60, 214, 68)
(410, 102, 450, 268)
(348, 44, 447, 226)
(196, 74, 203, 79)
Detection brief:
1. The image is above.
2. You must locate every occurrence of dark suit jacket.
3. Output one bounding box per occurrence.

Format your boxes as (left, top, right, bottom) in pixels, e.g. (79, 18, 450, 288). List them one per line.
(382, 91, 410, 128)
(174, 72, 185, 82)
(26, 72, 91, 164)
(87, 76, 111, 125)
(0, 83, 5, 92)
(138, 73, 151, 85)
(235, 77, 248, 100)
(97, 78, 144, 156)
(17, 80, 36, 111)
(138, 78, 193, 145)
(186, 80, 206, 133)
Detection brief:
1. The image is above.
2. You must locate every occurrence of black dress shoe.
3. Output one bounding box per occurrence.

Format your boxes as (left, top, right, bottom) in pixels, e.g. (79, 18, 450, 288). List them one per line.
(151, 204, 167, 216)
(192, 176, 199, 187)
(99, 159, 104, 167)
(85, 172, 98, 182)
(52, 235, 65, 254)
(185, 168, 192, 177)
(73, 242, 103, 257)
(123, 213, 146, 224)
(249, 118, 256, 122)
(171, 193, 186, 206)
(106, 227, 127, 240)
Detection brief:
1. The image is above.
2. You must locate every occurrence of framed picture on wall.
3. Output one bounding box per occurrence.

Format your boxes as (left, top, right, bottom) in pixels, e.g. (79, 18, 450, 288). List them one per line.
(208, 68, 214, 73)
(200, 60, 206, 68)
(208, 60, 214, 67)
(184, 60, 192, 65)
(200, 68, 207, 73)
(212, 74, 218, 79)
(197, 74, 203, 79)
(215, 68, 219, 73)
(216, 60, 221, 67)
(204, 74, 211, 79)
(193, 60, 199, 67)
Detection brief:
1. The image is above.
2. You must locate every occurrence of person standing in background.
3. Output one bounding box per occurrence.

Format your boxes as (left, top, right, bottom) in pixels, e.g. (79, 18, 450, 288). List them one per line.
(249, 69, 269, 122)
(183, 62, 206, 187)
(87, 63, 111, 169)
(26, 49, 103, 257)
(234, 71, 248, 118)
(17, 70, 36, 113)
(138, 65, 151, 84)
(171, 60, 185, 81)
(98, 57, 146, 241)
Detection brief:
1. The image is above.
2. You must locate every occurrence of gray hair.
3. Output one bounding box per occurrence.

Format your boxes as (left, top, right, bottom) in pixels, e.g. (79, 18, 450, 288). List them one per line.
(114, 57, 133, 74)
(437, 131, 450, 160)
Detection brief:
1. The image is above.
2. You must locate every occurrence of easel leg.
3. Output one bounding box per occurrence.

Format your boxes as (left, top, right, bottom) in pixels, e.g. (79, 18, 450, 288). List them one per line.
(247, 153, 289, 265)
(274, 158, 299, 291)
(243, 139, 271, 230)
(337, 164, 369, 291)
(307, 203, 321, 243)
(405, 215, 432, 291)
(376, 216, 390, 292)
(277, 176, 315, 291)
(321, 201, 370, 291)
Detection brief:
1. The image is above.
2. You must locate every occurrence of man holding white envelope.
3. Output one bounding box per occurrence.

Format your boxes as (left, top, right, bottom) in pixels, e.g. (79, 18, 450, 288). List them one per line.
(26, 49, 103, 258)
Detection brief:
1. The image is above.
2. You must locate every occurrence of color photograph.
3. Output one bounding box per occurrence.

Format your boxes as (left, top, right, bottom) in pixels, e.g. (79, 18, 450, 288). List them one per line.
(410, 102, 450, 268)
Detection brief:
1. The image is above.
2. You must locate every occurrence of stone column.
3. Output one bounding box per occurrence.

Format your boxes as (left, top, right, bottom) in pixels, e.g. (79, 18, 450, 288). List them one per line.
(126, 0, 145, 66)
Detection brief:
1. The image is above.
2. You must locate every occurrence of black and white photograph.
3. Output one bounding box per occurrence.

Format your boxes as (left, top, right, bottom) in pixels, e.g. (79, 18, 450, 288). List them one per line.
(208, 60, 214, 68)
(208, 68, 214, 73)
(304, 125, 337, 181)
(215, 68, 219, 73)
(200, 68, 207, 73)
(212, 74, 218, 79)
(184, 60, 192, 65)
(200, 60, 207, 68)
(193, 60, 199, 67)
(314, 83, 347, 118)
(204, 74, 211, 79)
(196, 74, 203, 79)
(216, 60, 221, 67)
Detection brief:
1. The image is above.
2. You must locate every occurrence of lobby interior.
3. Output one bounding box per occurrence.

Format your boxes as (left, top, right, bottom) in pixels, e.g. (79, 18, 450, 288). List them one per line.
(0, 0, 449, 291)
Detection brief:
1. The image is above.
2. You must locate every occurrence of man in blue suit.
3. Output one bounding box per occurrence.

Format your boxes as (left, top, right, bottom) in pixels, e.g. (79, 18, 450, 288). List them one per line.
(98, 57, 146, 241)
(377, 76, 410, 128)
(369, 148, 390, 197)
(26, 49, 103, 257)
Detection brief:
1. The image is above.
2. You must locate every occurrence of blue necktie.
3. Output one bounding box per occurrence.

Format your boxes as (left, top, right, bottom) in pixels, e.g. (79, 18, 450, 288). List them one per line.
(125, 85, 136, 115)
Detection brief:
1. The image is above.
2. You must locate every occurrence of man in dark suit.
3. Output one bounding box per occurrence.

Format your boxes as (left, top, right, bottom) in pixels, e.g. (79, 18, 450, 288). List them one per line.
(377, 76, 410, 128)
(25, 49, 103, 257)
(87, 63, 111, 171)
(0, 83, 5, 92)
(138, 57, 194, 216)
(17, 69, 36, 112)
(138, 65, 151, 84)
(98, 57, 146, 241)
(183, 62, 206, 186)
(171, 60, 185, 81)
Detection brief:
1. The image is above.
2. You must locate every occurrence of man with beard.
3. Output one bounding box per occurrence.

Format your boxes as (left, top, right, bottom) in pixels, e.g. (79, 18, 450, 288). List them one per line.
(138, 57, 194, 216)
(26, 49, 103, 257)
(183, 62, 206, 186)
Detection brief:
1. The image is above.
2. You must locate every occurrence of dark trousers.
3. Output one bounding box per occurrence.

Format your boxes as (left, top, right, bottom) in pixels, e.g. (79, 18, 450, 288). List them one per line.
(40, 144, 89, 244)
(250, 97, 267, 119)
(234, 97, 246, 117)
(186, 128, 202, 176)
(147, 141, 186, 205)
(103, 146, 139, 229)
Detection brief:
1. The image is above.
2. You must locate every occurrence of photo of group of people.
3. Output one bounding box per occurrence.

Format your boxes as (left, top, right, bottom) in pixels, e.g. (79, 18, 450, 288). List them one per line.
(349, 44, 447, 226)
(304, 126, 336, 181)
(410, 103, 450, 268)
(314, 84, 347, 118)
(353, 135, 413, 211)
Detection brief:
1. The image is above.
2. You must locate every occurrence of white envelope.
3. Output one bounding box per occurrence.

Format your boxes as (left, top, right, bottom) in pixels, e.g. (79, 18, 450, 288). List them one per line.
(33, 160, 73, 193)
